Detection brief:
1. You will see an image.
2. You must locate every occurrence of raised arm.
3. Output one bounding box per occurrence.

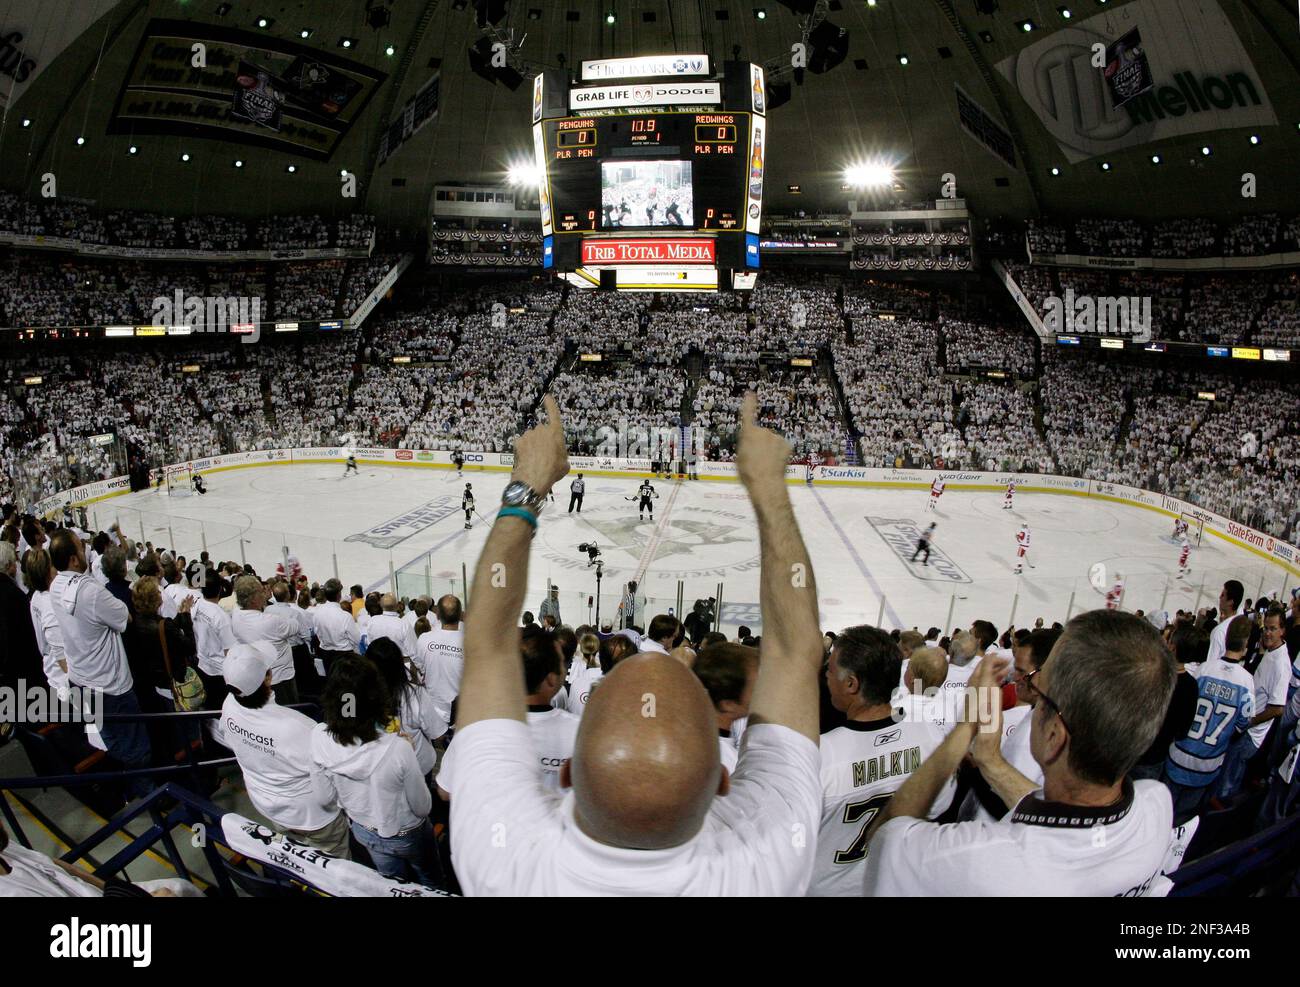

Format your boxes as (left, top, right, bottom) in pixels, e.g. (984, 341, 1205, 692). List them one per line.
(738, 392, 824, 745)
(457, 396, 569, 729)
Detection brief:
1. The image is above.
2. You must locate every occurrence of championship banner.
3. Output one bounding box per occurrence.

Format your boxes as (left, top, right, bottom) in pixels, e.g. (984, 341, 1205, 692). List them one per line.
(109, 18, 385, 160)
(232, 61, 285, 130)
(1104, 29, 1153, 108)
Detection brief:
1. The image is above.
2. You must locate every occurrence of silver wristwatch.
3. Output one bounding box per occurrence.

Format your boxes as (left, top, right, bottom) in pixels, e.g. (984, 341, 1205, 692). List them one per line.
(502, 480, 546, 514)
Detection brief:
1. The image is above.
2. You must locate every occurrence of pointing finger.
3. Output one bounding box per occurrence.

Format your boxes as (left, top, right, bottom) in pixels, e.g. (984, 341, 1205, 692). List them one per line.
(741, 391, 757, 432)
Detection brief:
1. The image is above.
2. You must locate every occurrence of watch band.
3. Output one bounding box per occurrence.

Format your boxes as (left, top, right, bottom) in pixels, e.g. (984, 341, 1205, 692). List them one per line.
(497, 506, 539, 530)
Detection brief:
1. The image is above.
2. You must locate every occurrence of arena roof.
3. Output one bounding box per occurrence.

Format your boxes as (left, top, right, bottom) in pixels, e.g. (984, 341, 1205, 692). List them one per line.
(1, 0, 1298, 229)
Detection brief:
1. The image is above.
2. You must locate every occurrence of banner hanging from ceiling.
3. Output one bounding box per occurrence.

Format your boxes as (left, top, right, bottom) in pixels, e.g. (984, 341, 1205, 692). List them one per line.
(108, 19, 386, 160)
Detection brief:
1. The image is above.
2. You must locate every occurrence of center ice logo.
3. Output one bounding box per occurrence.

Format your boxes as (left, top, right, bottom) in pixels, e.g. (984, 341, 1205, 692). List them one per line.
(866, 516, 973, 584)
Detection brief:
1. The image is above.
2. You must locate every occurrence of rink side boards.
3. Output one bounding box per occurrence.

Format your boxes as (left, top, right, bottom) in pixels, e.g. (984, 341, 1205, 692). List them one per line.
(34, 450, 1300, 580)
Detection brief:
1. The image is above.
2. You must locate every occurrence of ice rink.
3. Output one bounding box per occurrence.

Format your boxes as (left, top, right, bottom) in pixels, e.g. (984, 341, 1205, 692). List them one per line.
(96, 463, 1293, 635)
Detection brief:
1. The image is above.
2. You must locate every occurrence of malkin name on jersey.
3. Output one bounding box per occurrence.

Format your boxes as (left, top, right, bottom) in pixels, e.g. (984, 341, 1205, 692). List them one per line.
(853, 745, 923, 787)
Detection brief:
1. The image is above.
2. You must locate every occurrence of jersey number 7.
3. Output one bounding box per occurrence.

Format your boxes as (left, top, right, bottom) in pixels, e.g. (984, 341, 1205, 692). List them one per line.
(833, 793, 894, 865)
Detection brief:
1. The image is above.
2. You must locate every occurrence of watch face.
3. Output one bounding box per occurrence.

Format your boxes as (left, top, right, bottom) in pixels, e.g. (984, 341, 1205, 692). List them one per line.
(502, 481, 529, 507)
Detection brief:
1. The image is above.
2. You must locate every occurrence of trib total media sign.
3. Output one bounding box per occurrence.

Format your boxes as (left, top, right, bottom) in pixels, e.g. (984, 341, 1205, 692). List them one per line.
(581, 239, 716, 265)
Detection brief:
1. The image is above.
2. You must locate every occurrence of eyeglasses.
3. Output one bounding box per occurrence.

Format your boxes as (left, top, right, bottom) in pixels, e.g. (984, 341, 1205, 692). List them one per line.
(1023, 667, 1068, 732)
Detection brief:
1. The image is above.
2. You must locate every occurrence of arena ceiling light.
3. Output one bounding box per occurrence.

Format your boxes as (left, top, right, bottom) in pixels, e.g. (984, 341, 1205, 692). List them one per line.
(1150, 154, 1161, 164)
(1058, 6, 1072, 17)
(1249, 134, 1260, 145)
(256, 16, 275, 29)
(754, 8, 766, 19)
(507, 162, 542, 186)
(1018, 19, 1035, 31)
(180, 152, 191, 161)
(1050, 167, 1060, 176)
(128, 145, 138, 154)
(300, 28, 313, 39)
(843, 162, 896, 187)
(605, 12, 616, 24)
(1201, 145, 1212, 156)
(286, 164, 297, 173)
(897, 54, 909, 65)
(338, 37, 357, 48)
(76, 136, 85, 145)
(21, 118, 30, 127)
(386, 45, 396, 56)
(234, 159, 244, 168)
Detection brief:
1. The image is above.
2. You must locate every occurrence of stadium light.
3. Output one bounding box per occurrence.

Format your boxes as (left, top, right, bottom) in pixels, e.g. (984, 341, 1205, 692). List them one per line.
(897, 54, 909, 65)
(1201, 145, 1211, 156)
(287, 164, 297, 173)
(1250, 134, 1260, 145)
(386, 45, 396, 56)
(234, 159, 244, 168)
(1058, 6, 1072, 17)
(1151, 154, 1161, 164)
(507, 163, 543, 186)
(76, 136, 85, 145)
(21, 118, 31, 127)
(605, 12, 616, 24)
(300, 28, 313, 39)
(843, 162, 896, 187)
(128, 145, 138, 154)
(1050, 167, 1060, 176)
(180, 152, 190, 161)
(754, 8, 766, 19)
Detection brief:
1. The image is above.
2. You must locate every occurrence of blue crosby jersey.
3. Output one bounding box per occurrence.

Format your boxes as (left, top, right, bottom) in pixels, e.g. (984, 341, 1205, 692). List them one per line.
(1165, 657, 1255, 787)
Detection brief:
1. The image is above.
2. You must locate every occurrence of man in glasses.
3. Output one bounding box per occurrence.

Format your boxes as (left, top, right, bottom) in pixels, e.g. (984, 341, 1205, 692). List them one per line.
(862, 610, 1177, 896)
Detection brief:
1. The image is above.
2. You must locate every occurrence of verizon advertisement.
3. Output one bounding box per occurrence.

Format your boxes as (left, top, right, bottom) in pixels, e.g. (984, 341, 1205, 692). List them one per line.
(569, 82, 721, 110)
(582, 239, 716, 265)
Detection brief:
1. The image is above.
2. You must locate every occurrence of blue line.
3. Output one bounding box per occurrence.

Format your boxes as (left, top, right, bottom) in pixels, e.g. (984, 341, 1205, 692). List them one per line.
(811, 487, 903, 628)
(367, 527, 473, 594)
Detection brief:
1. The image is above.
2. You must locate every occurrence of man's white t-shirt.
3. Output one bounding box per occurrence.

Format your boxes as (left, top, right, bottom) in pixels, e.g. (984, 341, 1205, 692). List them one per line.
(221, 693, 341, 832)
(1206, 605, 1244, 664)
(809, 716, 953, 897)
(439, 706, 580, 795)
(862, 779, 1174, 897)
(449, 720, 821, 895)
(231, 608, 297, 684)
(565, 664, 604, 715)
(416, 625, 465, 719)
(191, 598, 235, 677)
(1248, 644, 1291, 747)
(367, 612, 416, 658)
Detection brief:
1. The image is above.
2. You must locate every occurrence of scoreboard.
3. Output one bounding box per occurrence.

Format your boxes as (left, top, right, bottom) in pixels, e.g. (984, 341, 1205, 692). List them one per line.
(542, 112, 752, 235)
(533, 58, 767, 288)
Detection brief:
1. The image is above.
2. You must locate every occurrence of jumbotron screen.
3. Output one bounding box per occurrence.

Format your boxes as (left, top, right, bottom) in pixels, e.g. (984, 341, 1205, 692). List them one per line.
(541, 112, 753, 263)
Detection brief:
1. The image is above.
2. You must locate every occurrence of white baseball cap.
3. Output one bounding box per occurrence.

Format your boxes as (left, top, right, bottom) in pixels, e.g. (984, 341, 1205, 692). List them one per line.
(224, 643, 275, 695)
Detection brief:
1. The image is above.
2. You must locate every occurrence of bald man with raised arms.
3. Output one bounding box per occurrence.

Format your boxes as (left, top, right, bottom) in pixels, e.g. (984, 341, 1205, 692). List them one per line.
(449, 394, 825, 896)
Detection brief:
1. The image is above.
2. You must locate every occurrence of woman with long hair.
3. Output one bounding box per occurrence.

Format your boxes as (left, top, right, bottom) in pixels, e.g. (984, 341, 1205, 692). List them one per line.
(364, 637, 447, 777)
(310, 654, 440, 888)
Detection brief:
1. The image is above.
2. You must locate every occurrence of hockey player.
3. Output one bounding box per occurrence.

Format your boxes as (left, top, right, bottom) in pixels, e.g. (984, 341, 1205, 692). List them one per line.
(1177, 536, 1192, 580)
(344, 452, 358, 476)
(462, 483, 475, 529)
(928, 475, 946, 511)
(1013, 523, 1033, 574)
(192, 473, 207, 495)
(453, 450, 465, 478)
(910, 522, 936, 565)
(1105, 576, 1125, 611)
(636, 479, 657, 521)
(1173, 516, 1188, 540)
(806, 452, 819, 486)
(1003, 479, 1016, 510)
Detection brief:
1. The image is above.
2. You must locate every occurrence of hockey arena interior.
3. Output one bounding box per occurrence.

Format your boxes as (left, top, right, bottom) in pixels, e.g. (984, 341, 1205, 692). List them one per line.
(2, 0, 1300, 913)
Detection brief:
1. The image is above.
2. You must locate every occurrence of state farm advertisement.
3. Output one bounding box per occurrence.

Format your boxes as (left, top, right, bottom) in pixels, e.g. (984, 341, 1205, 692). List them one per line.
(582, 239, 716, 265)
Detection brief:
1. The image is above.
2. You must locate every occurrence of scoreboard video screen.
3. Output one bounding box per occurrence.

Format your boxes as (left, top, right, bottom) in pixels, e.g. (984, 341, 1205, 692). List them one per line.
(541, 112, 753, 263)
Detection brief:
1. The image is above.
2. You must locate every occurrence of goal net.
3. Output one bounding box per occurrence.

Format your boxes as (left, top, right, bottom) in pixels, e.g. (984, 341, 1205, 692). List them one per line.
(163, 464, 194, 497)
(1177, 512, 1204, 546)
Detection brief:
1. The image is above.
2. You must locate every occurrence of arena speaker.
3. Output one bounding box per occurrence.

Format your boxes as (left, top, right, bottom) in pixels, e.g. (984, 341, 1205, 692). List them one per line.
(599, 268, 618, 291)
(807, 21, 850, 74)
(767, 76, 793, 109)
(537, 68, 568, 118)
